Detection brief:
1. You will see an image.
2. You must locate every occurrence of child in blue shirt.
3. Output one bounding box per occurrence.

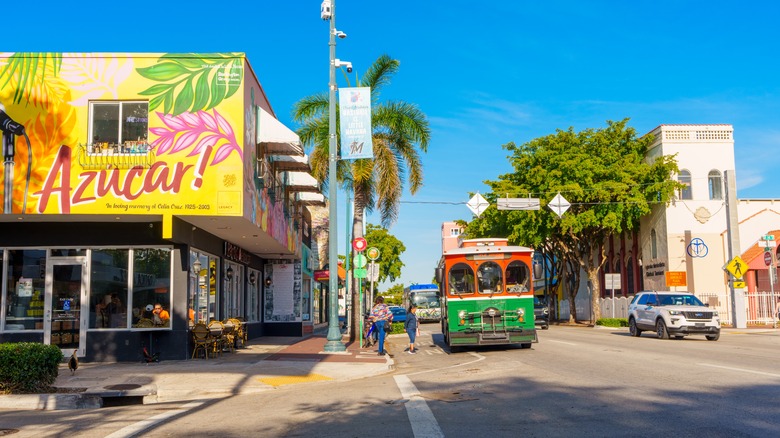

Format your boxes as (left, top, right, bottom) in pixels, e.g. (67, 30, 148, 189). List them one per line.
(404, 305, 419, 354)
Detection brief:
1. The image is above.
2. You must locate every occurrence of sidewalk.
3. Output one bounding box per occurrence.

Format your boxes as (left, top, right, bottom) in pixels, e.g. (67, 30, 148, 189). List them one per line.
(0, 334, 395, 411)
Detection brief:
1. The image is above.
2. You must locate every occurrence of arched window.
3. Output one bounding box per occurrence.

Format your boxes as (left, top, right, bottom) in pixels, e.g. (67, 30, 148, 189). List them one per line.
(626, 257, 635, 295)
(477, 262, 503, 294)
(678, 170, 692, 200)
(708, 170, 723, 200)
(448, 263, 474, 295)
(651, 229, 658, 259)
(505, 260, 530, 293)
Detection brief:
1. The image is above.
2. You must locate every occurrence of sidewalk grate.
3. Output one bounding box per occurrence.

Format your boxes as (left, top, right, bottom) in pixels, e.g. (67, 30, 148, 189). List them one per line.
(258, 373, 333, 387)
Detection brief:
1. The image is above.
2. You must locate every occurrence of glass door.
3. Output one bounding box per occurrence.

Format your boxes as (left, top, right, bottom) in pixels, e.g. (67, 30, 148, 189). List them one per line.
(44, 259, 88, 357)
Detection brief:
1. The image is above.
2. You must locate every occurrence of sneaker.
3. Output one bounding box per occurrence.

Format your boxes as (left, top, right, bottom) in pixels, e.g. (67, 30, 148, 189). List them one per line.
(408, 350, 416, 354)
(378, 351, 384, 356)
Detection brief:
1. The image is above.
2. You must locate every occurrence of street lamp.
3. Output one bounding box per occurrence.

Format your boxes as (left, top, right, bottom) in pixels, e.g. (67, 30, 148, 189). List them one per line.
(323, 0, 347, 352)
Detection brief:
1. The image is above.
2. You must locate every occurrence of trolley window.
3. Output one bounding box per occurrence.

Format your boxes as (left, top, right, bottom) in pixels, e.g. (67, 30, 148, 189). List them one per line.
(477, 261, 503, 294)
(448, 263, 475, 295)
(505, 260, 530, 293)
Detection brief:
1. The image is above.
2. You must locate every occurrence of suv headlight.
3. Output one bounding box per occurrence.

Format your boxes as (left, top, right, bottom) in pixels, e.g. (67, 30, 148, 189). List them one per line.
(668, 310, 681, 315)
(542, 308, 549, 315)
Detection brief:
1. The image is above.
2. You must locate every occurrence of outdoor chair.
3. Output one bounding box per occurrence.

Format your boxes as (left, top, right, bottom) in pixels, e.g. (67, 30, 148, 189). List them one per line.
(221, 319, 236, 353)
(207, 320, 225, 358)
(229, 318, 246, 348)
(191, 323, 212, 359)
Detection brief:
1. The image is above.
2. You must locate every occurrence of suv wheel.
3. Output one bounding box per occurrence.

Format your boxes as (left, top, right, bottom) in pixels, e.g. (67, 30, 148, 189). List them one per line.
(706, 332, 720, 341)
(629, 318, 642, 337)
(656, 319, 670, 339)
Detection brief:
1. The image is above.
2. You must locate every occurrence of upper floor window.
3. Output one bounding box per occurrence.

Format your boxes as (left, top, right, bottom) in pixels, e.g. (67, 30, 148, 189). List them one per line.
(450, 228, 460, 237)
(708, 170, 723, 200)
(650, 229, 658, 259)
(677, 170, 692, 200)
(89, 101, 148, 146)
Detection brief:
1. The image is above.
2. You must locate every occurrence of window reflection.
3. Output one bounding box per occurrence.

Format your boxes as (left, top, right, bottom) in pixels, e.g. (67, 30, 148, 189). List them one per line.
(448, 263, 474, 294)
(477, 262, 503, 294)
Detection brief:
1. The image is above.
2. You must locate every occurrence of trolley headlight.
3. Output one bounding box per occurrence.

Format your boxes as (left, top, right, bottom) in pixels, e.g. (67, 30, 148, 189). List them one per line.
(487, 308, 497, 317)
(516, 308, 525, 322)
(458, 310, 466, 326)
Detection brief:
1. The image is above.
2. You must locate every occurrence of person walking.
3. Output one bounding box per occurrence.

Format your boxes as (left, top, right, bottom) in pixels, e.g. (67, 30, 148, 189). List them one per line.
(370, 296, 393, 356)
(405, 304, 419, 354)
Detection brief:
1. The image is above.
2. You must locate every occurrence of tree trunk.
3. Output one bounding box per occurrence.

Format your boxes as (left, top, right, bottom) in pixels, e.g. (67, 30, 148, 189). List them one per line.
(563, 260, 577, 323)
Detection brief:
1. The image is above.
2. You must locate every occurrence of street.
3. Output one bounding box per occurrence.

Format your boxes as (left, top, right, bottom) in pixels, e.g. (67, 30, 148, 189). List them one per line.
(2, 324, 780, 437)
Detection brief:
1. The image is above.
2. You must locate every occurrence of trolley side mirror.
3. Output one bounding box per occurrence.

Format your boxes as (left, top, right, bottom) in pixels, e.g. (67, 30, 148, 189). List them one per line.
(435, 267, 443, 284)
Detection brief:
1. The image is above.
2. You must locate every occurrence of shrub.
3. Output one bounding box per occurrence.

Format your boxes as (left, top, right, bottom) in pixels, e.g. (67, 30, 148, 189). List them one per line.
(389, 322, 406, 335)
(0, 343, 64, 394)
(596, 318, 628, 328)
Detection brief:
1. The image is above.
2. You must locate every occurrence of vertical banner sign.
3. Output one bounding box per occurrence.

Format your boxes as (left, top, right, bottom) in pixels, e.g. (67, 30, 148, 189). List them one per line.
(338, 87, 373, 160)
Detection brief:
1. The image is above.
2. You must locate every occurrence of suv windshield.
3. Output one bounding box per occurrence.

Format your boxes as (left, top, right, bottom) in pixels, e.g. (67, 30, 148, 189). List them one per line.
(657, 294, 705, 306)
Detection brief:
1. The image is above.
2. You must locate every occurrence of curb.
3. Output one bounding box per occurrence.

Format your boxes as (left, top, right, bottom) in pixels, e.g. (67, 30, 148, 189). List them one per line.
(0, 393, 103, 410)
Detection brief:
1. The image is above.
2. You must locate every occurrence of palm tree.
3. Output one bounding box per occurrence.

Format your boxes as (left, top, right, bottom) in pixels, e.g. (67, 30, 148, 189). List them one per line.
(293, 54, 430, 340)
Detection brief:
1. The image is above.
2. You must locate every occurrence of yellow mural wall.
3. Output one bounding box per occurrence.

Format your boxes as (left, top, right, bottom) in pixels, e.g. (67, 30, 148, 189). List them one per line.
(0, 52, 246, 216)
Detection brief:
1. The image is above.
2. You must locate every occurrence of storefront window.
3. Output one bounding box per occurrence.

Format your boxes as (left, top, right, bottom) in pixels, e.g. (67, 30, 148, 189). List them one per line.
(90, 101, 148, 146)
(90, 249, 129, 329)
(132, 248, 171, 328)
(246, 268, 260, 322)
(3, 250, 46, 331)
(222, 262, 243, 319)
(190, 250, 218, 324)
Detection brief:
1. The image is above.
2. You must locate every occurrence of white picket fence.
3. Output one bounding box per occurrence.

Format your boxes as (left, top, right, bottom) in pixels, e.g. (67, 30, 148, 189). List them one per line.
(555, 290, 779, 326)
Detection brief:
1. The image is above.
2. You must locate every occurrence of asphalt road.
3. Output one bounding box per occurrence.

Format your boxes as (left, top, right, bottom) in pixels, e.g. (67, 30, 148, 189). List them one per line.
(2, 325, 779, 437)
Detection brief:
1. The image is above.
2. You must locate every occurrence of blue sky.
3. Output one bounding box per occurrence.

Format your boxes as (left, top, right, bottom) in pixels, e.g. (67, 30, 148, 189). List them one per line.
(11, 0, 780, 290)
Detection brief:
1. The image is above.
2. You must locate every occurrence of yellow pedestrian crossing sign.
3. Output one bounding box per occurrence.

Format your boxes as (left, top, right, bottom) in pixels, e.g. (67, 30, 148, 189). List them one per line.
(733, 280, 746, 289)
(725, 256, 748, 279)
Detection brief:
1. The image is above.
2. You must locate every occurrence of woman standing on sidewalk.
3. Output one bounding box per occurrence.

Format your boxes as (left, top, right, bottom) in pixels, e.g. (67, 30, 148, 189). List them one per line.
(370, 296, 393, 356)
(405, 305, 419, 354)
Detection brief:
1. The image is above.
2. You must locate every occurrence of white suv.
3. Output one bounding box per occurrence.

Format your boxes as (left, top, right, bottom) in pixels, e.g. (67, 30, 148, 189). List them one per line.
(628, 291, 720, 341)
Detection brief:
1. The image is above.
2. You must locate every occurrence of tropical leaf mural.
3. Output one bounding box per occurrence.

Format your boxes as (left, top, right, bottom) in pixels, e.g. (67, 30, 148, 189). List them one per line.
(0, 52, 63, 106)
(59, 54, 134, 106)
(137, 53, 243, 116)
(149, 109, 241, 165)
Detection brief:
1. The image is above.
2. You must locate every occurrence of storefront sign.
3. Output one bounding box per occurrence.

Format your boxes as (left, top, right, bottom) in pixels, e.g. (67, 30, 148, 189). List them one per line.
(224, 242, 251, 264)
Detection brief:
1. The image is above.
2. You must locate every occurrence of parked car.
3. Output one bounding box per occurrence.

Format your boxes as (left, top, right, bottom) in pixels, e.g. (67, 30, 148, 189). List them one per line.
(628, 291, 720, 341)
(389, 306, 407, 323)
(534, 296, 549, 329)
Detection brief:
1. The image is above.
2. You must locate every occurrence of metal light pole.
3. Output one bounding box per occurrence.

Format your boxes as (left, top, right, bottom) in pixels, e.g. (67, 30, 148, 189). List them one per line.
(323, 0, 346, 351)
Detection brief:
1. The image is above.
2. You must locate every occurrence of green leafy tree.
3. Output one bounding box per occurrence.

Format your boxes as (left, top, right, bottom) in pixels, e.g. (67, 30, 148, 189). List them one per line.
(364, 223, 406, 284)
(380, 283, 404, 306)
(466, 119, 680, 322)
(293, 54, 430, 341)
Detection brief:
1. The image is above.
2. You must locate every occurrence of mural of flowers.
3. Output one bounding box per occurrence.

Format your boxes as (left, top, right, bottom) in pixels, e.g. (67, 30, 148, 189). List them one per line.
(59, 53, 134, 107)
(149, 109, 241, 165)
(136, 53, 243, 116)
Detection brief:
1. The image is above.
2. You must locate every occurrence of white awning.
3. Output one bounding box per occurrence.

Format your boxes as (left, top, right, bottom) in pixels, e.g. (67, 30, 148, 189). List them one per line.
(295, 192, 326, 206)
(269, 154, 311, 171)
(282, 171, 321, 193)
(257, 107, 304, 156)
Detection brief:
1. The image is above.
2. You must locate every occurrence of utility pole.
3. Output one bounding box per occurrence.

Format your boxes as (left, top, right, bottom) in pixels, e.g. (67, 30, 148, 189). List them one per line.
(724, 170, 747, 329)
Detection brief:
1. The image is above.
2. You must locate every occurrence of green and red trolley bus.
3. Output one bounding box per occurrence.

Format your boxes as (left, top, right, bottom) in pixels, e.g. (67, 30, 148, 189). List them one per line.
(436, 238, 537, 351)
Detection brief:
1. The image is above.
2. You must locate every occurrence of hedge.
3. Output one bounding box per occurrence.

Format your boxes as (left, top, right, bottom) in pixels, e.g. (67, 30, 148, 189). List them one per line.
(0, 343, 64, 394)
(596, 318, 628, 328)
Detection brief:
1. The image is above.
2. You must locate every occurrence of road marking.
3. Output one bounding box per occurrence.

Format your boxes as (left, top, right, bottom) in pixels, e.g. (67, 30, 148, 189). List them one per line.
(104, 400, 209, 438)
(698, 363, 780, 378)
(408, 351, 485, 377)
(394, 375, 445, 438)
(547, 340, 577, 346)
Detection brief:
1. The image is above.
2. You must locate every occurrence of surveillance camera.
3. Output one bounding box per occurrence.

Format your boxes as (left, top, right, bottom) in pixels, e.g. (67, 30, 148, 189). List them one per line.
(320, 0, 332, 20)
(335, 59, 353, 73)
(335, 30, 347, 39)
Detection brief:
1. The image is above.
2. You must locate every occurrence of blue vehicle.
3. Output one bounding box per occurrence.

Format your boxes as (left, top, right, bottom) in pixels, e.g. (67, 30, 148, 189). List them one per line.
(389, 306, 407, 323)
